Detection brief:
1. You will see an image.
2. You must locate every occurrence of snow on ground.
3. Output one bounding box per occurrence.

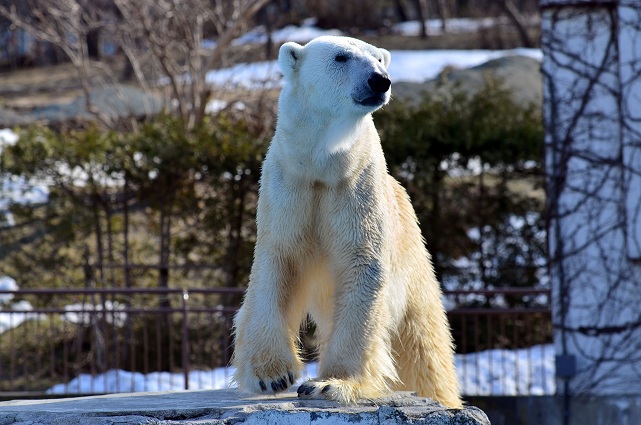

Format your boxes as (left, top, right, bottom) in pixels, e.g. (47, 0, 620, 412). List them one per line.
(235, 18, 343, 45)
(393, 17, 501, 37)
(63, 301, 128, 327)
(0, 275, 18, 304)
(0, 276, 43, 333)
(1, 129, 50, 226)
(458, 345, 555, 396)
(46, 367, 238, 395)
(202, 18, 342, 52)
(0, 128, 18, 152)
(0, 299, 40, 333)
(391, 16, 539, 37)
(1, 175, 49, 207)
(201, 16, 542, 89)
(234, 16, 539, 45)
(204, 48, 542, 90)
(205, 61, 282, 89)
(387, 48, 542, 83)
(45, 345, 555, 396)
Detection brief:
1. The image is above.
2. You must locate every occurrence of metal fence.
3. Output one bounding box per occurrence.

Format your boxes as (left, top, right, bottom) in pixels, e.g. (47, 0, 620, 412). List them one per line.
(0, 287, 552, 398)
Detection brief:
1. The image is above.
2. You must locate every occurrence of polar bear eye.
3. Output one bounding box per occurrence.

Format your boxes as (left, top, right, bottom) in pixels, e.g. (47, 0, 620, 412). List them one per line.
(335, 54, 349, 63)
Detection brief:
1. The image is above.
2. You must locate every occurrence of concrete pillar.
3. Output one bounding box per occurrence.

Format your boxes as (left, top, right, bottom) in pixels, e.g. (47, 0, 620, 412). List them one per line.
(541, 0, 641, 403)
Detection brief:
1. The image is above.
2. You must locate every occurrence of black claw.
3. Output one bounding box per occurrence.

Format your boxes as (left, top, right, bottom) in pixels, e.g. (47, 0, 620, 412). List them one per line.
(288, 371, 295, 385)
(271, 381, 279, 392)
(259, 380, 267, 391)
(304, 385, 315, 395)
(278, 377, 288, 390)
(321, 384, 331, 394)
(297, 384, 307, 395)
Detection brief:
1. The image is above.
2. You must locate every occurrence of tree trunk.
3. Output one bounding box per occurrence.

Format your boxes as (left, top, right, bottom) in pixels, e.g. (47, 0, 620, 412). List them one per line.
(157, 196, 173, 371)
(158, 203, 172, 291)
(123, 181, 132, 289)
(106, 205, 114, 287)
(92, 193, 105, 286)
(498, 0, 534, 48)
(478, 168, 488, 294)
(86, 29, 100, 60)
(223, 176, 247, 305)
(393, 0, 409, 22)
(436, 0, 449, 33)
(412, 0, 429, 38)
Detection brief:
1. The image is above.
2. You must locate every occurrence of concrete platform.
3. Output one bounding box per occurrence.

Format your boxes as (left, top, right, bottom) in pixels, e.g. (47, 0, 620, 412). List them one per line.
(0, 388, 490, 424)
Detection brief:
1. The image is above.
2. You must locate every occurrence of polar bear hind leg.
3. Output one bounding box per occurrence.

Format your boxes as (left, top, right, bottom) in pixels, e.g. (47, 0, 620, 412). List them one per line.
(393, 292, 463, 409)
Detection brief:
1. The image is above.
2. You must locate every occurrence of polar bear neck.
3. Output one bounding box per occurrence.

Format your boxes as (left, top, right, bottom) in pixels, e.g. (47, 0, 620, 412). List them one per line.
(315, 114, 367, 155)
(272, 91, 378, 185)
(277, 90, 370, 154)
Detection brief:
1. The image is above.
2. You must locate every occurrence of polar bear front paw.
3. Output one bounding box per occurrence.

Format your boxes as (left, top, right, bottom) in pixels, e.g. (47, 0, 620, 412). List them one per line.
(297, 380, 332, 397)
(297, 378, 362, 404)
(258, 370, 296, 393)
(234, 354, 302, 395)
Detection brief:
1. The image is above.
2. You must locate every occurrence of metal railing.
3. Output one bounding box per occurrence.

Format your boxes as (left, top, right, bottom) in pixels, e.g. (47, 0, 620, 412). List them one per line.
(0, 287, 552, 398)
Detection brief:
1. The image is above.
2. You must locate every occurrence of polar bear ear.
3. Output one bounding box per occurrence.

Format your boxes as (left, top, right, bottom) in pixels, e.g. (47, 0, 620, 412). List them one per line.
(379, 48, 391, 69)
(278, 42, 304, 79)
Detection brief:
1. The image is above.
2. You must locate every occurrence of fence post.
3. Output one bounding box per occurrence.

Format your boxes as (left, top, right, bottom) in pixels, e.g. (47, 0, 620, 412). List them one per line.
(181, 289, 190, 390)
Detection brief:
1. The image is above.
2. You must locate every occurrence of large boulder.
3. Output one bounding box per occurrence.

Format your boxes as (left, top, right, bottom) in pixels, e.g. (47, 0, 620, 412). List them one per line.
(393, 55, 541, 107)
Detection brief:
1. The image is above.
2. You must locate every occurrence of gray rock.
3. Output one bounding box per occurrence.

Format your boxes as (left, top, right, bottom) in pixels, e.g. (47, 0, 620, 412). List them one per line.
(0, 389, 490, 425)
(0, 85, 163, 126)
(0, 106, 32, 127)
(393, 55, 541, 107)
(29, 85, 163, 122)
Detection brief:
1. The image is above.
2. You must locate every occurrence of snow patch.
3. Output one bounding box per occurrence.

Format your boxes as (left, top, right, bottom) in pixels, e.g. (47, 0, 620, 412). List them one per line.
(0, 276, 18, 304)
(204, 48, 542, 90)
(63, 301, 128, 327)
(1, 129, 50, 226)
(0, 277, 43, 333)
(457, 344, 555, 396)
(45, 345, 555, 395)
(235, 18, 343, 45)
(387, 48, 542, 84)
(0, 128, 19, 152)
(392, 16, 539, 37)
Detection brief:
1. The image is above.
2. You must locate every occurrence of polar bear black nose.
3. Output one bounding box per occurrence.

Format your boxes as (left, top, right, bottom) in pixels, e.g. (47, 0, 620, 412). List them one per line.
(368, 73, 391, 93)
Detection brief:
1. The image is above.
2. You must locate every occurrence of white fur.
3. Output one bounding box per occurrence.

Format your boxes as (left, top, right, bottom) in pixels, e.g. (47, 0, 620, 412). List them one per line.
(232, 36, 461, 408)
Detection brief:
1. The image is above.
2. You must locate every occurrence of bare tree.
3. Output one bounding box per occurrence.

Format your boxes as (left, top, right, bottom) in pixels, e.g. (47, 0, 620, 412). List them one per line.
(0, 0, 114, 123)
(0, 0, 271, 296)
(113, 0, 271, 130)
(0, 0, 271, 130)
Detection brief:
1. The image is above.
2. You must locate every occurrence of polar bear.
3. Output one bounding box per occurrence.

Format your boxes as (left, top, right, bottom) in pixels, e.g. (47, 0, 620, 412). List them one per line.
(231, 35, 461, 408)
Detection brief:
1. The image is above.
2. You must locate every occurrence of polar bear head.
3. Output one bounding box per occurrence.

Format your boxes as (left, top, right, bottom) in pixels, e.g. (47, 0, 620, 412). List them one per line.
(278, 36, 392, 117)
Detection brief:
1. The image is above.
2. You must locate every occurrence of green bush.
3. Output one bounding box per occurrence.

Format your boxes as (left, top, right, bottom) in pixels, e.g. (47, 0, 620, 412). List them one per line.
(0, 112, 270, 291)
(1, 79, 546, 307)
(376, 78, 545, 304)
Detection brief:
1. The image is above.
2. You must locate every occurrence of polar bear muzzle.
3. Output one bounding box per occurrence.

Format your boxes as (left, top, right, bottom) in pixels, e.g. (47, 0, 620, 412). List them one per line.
(368, 73, 391, 94)
(354, 71, 391, 107)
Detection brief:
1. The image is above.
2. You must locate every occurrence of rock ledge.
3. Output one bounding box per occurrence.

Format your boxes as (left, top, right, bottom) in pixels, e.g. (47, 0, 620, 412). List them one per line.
(0, 388, 490, 425)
